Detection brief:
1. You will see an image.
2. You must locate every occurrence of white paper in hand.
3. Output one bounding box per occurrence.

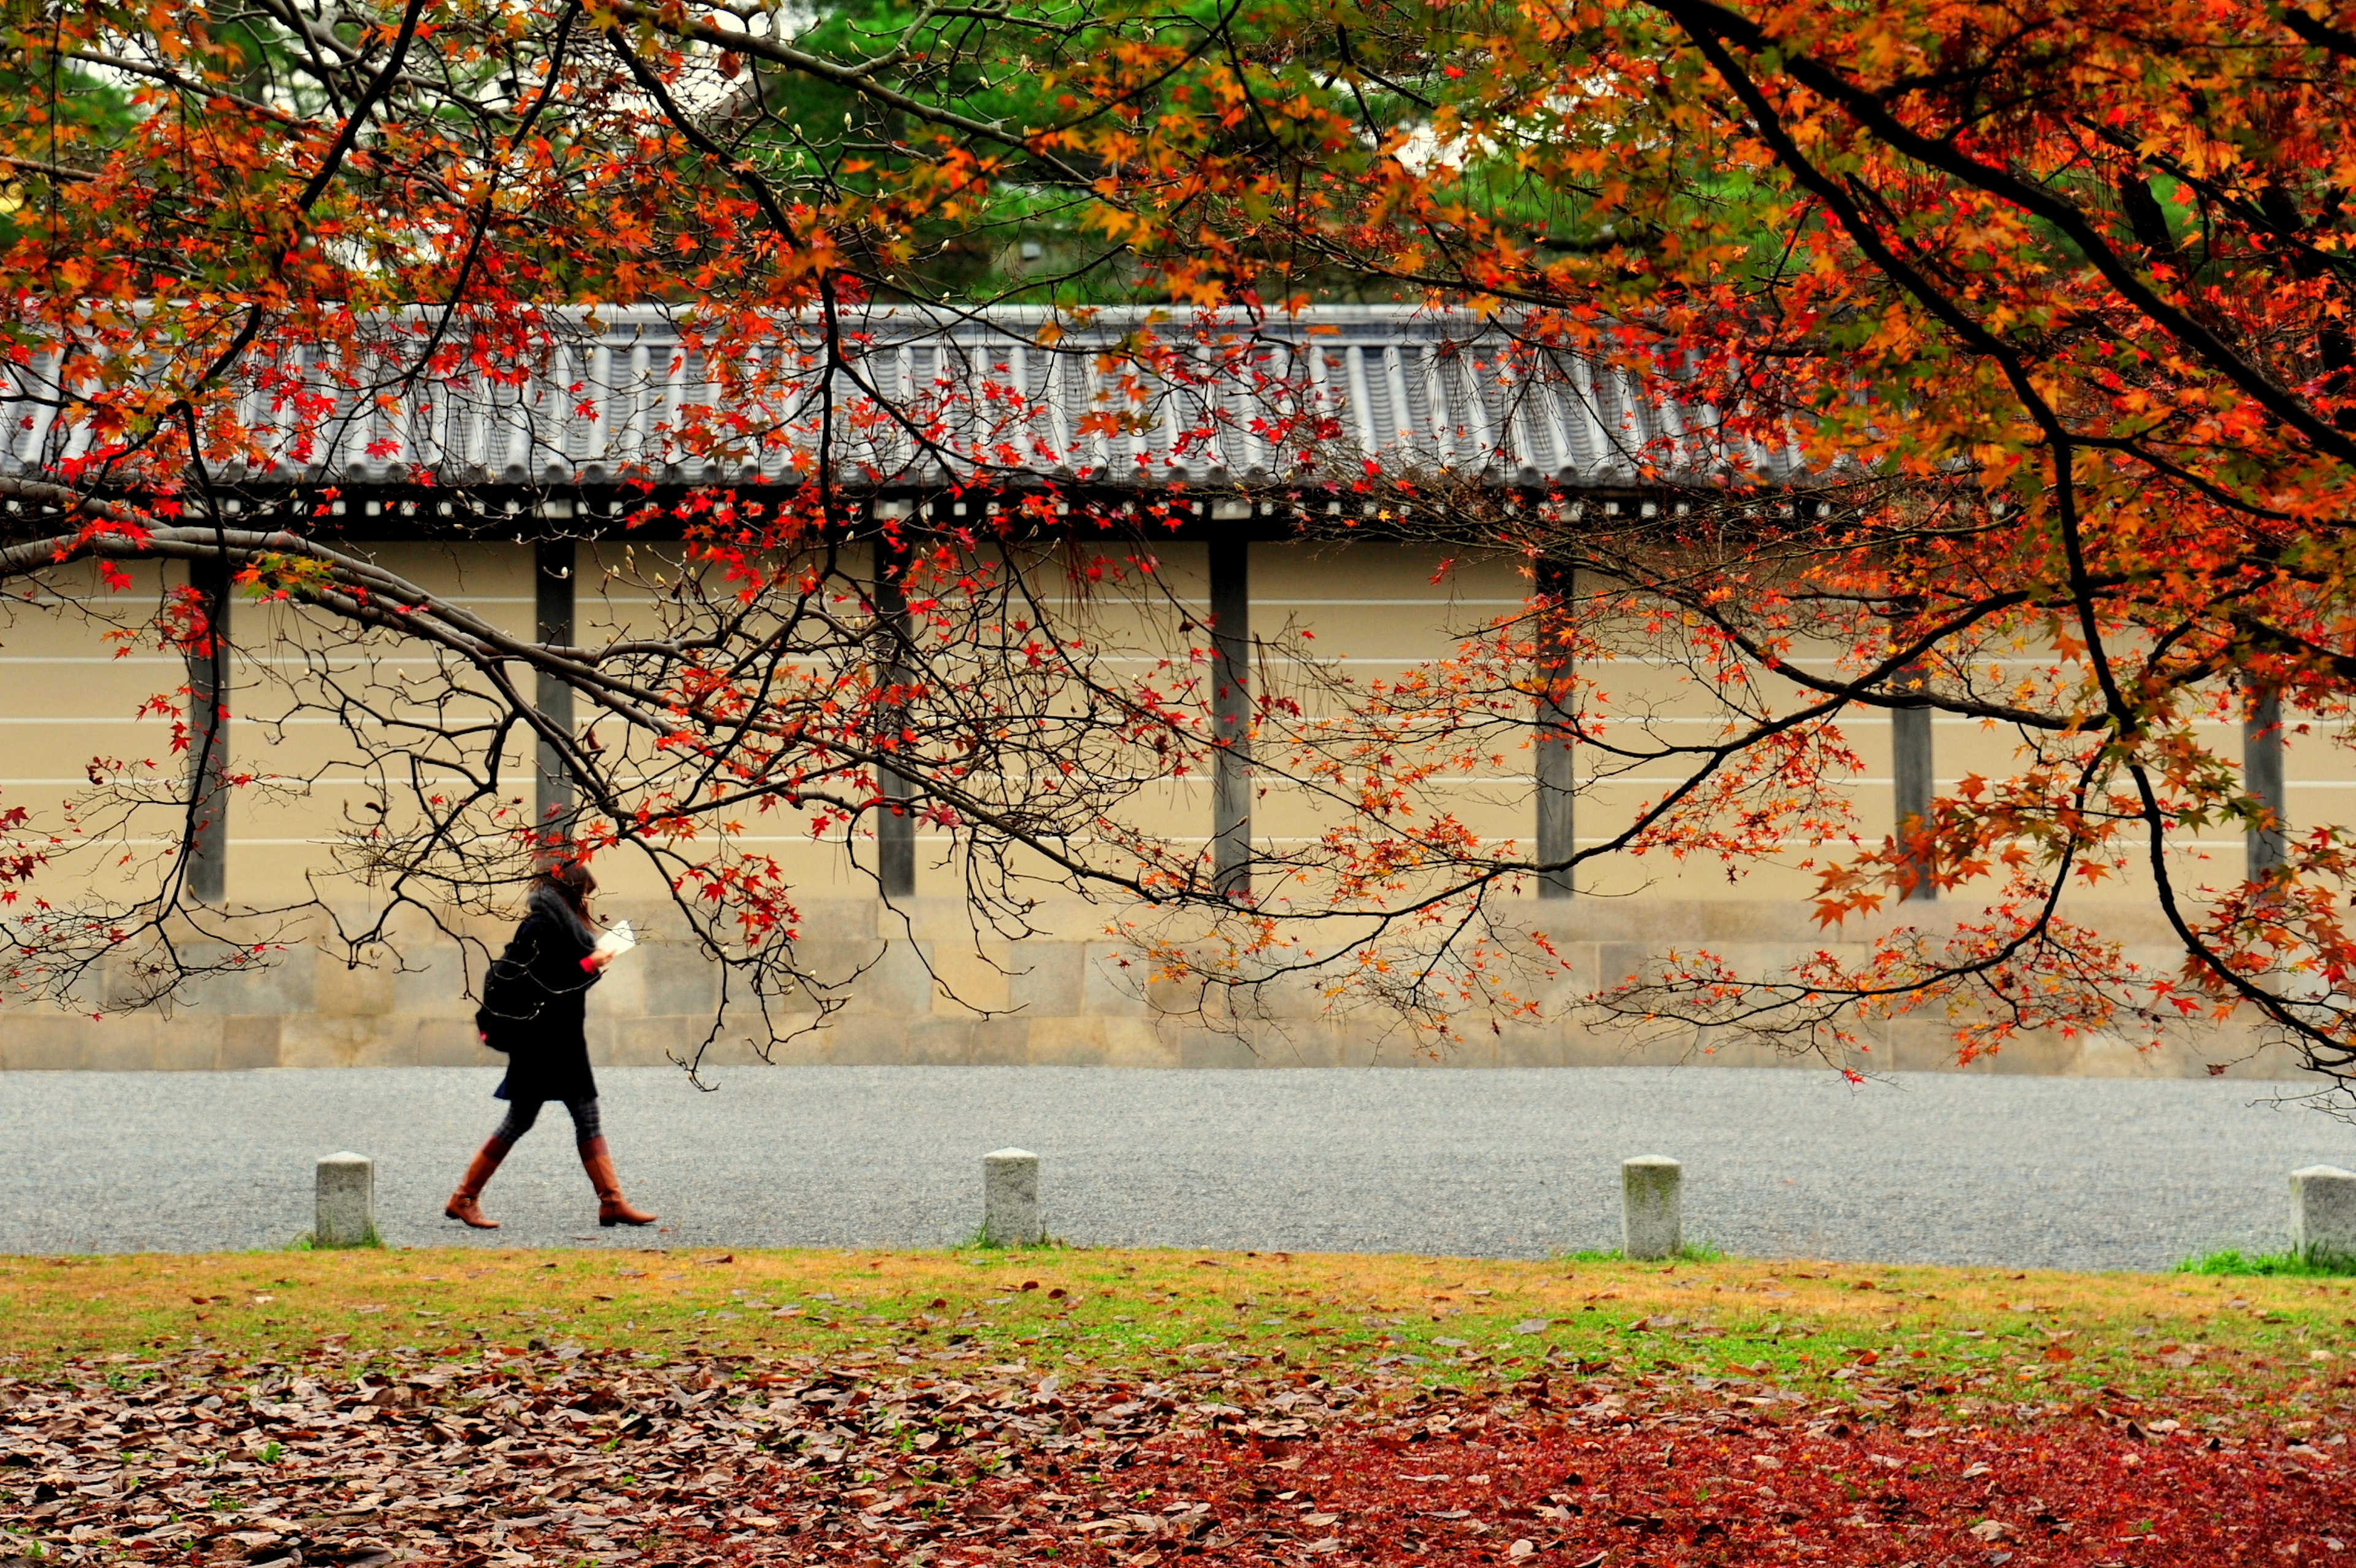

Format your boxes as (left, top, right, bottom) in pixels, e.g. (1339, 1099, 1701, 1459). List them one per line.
(593, 919, 637, 959)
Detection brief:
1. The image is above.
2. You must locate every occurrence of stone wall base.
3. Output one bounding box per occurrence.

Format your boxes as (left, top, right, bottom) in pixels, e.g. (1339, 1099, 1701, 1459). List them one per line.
(0, 896, 2313, 1078)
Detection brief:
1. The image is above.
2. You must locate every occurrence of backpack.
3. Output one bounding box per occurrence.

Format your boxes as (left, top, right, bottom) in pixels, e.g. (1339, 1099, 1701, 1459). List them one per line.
(474, 925, 556, 1048)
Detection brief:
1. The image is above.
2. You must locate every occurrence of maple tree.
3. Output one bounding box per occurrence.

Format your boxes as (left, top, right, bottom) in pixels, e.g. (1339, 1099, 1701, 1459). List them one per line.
(1217, 0, 2356, 1081)
(7, 0, 2356, 1082)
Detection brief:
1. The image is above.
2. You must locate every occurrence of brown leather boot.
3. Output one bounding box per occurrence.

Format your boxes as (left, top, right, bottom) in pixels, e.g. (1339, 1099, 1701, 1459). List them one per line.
(445, 1140, 509, 1229)
(579, 1136, 657, 1226)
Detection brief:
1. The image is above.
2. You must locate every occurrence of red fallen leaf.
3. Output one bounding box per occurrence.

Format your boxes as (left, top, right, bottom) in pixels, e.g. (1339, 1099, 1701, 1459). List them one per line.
(10, 1340, 2348, 1568)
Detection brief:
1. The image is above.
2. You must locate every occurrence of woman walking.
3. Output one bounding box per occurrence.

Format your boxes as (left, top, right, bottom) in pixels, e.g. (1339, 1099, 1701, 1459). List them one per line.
(445, 860, 656, 1229)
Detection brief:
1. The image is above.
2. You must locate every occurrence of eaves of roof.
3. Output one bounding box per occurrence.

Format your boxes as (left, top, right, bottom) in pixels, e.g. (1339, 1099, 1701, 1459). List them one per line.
(1, 304, 1806, 494)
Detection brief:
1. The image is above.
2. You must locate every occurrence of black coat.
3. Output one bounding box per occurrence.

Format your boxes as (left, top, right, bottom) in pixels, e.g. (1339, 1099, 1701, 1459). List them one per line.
(480, 896, 602, 1103)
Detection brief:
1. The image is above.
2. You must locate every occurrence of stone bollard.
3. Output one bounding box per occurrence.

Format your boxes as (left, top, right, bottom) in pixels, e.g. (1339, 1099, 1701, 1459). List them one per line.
(2290, 1165, 2356, 1261)
(1622, 1155, 1683, 1261)
(315, 1152, 375, 1248)
(982, 1148, 1042, 1247)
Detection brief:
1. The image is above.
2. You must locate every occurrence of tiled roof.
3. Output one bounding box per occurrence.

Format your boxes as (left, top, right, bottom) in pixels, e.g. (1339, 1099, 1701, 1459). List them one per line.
(1, 305, 1802, 492)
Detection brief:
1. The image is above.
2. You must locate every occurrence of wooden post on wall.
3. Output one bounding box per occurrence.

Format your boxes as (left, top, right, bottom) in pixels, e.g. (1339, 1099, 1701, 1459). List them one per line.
(1534, 559, 1575, 899)
(1209, 531, 1252, 898)
(874, 530, 917, 902)
(534, 532, 577, 841)
(1887, 588, 1937, 901)
(2247, 686, 2287, 880)
(185, 548, 231, 905)
(1892, 694, 1936, 901)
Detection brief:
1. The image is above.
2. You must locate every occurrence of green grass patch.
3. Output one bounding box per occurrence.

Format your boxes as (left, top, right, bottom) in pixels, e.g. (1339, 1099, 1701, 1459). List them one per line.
(287, 1224, 386, 1251)
(3, 1248, 2352, 1416)
(2179, 1245, 2356, 1277)
(1560, 1240, 1725, 1263)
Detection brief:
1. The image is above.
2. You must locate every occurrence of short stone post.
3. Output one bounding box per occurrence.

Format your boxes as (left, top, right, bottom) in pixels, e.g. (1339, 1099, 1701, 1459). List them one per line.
(982, 1148, 1042, 1247)
(1622, 1155, 1683, 1261)
(315, 1152, 375, 1248)
(2290, 1165, 2356, 1260)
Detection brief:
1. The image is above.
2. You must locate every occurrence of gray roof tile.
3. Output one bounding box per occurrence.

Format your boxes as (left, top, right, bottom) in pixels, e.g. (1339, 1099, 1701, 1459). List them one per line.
(1, 304, 1801, 491)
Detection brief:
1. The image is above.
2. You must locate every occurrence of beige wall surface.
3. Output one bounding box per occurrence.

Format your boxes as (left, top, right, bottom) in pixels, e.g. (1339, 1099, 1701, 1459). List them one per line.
(0, 538, 2338, 1072)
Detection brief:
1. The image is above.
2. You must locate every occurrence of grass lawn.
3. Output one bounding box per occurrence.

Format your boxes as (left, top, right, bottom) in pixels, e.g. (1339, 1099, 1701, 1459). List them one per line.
(4, 1248, 2352, 1565)
(7, 1245, 2350, 1401)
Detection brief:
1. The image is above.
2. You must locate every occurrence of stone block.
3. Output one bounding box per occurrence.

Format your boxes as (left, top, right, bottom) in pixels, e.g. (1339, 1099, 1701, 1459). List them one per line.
(1099, 1018, 1179, 1068)
(1595, 943, 1656, 995)
(99, 951, 195, 1013)
(314, 959, 398, 1018)
(1690, 1031, 1800, 1071)
(1369, 1039, 1458, 1068)
(780, 937, 882, 1002)
(1022, 1015, 1107, 1065)
(1144, 968, 1208, 1017)
(315, 1153, 375, 1247)
(1622, 1155, 1683, 1261)
(683, 1036, 768, 1068)
(1009, 940, 1086, 1017)
(982, 1147, 1042, 1245)
(796, 900, 885, 943)
(1973, 1030, 2081, 1075)
(144, 1018, 229, 1072)
(748, 1025, 836, 1067)
(819, 1018, 904, 1064)
(1176, 1028, 1260, 1069)
(278, 1014, 372, 1069)
(190, 952, 317, 1015)
(904, 1020, 976, 1065)
(969, 1018, 1031, 1066)
(2, 1016, 91, 1070)
(390, 951, 472, 1018)
(902, 896, 990, 943)
(348, 1018, 434, 1067)
(84, 1020, 190, 1072)
(1565, 1024, 1696, 1068)
(1261, 1024, 1344, 1067)
(2215, 1035, 2308, 1081)
(639, 948, 723, 1017)
(1333, 1028, 1402, 1068)
(218, 1016, 282, 1070)
(2290, 1166, 2356, 1261)
(2076, 1031, 2174, 1078)
(841, 940, 936, 1016)
(928, 945, 1012, 1015)
(1081, 945, 1152, 1018)
(417, 1019, 491, 1067)
(1494, 1026, 1566, 1069)
(1886, 1018, 1963, 1072)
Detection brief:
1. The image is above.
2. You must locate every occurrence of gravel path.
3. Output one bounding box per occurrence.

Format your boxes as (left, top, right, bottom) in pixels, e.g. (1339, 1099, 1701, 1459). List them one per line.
(2, 1066, 2350, 1269)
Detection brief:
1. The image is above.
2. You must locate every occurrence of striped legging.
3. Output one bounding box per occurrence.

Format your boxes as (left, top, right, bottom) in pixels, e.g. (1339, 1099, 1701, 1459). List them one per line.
(490, 1096, 601, 1149)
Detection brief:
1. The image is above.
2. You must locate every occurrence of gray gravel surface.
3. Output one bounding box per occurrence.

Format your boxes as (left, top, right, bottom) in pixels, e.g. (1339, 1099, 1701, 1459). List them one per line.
(1, 1066, 2350, 1269)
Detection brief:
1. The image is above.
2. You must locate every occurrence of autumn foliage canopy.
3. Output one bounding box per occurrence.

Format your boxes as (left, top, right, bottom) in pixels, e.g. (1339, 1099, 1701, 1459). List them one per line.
(7, 0, 2356, 1082)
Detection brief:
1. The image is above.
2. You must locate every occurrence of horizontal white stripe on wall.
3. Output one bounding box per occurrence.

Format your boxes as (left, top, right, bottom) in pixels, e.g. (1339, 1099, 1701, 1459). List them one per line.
(73, 834, 2280, 850)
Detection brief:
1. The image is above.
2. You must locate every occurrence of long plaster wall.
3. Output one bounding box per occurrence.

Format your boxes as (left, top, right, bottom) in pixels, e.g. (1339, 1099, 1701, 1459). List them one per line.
(0, 539, 2338, 1075)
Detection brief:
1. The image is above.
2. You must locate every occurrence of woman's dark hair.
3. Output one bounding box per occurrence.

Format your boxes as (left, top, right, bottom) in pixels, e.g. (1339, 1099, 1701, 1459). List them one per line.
(532, 859, 597, 917)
